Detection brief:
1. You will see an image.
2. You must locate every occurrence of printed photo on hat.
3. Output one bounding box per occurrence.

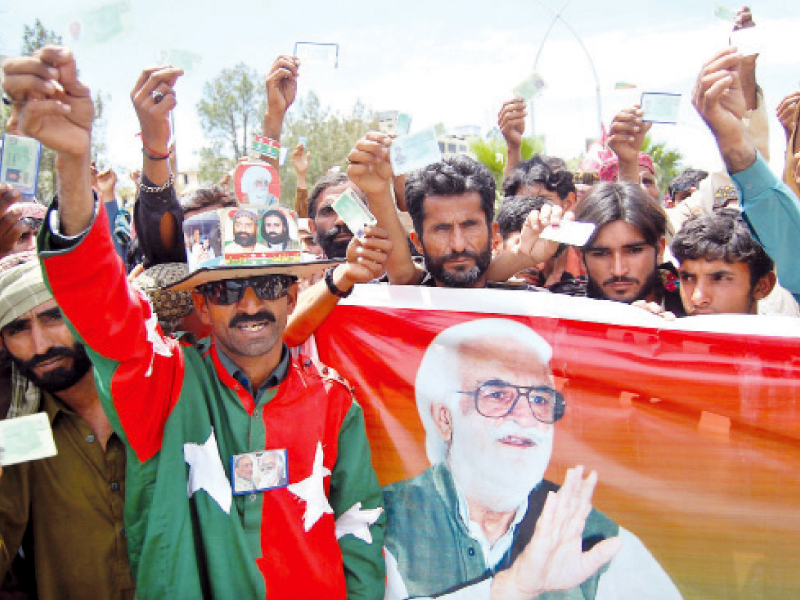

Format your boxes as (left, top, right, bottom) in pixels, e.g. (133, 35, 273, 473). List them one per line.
(183, 212, 223, 271)
(233, 162, 281, 207)
(170, 208, 339, 292)
(222, 207, 300, 264)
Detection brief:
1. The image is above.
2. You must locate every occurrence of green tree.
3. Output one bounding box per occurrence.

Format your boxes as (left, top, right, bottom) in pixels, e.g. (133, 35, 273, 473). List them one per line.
(21, 20, 62, 202)
(196, 142, 234, 187)
(22, 19, 62, 55)
(470, 135, 545, 203)
(642, 134, 684, 195)
(277, 92, 378, 206)
(196, 63, 265, 162)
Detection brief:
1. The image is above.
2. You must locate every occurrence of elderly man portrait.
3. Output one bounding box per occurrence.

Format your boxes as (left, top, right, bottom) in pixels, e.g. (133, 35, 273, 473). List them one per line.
(383, 319, 683, 600)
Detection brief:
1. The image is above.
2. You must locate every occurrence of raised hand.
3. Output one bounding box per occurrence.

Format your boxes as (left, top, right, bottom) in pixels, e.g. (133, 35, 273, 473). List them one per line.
(131, 66, 183, 157)
(2, 46, 93, 158)
(607, 106, 651, 169)
(777, 92, 800, 141)
(499, 98, 527, 148)
(265, 55, 300, 118)
(491, 467, 623, 600)
(346, 132, 394, 199)
(339, 225, 393, 288)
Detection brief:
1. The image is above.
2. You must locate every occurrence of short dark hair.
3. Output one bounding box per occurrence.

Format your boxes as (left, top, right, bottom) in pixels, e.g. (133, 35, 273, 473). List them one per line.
(405, 155, 495, 236)
(502, 155, 576, 201)
(496, 195, 548, 240)
(671, 208, 773, 287)
(180, 186, 236, 214)
(308, 173, 350, 220)
(669, 168, 709, 197)
(577, 182, 667, 248)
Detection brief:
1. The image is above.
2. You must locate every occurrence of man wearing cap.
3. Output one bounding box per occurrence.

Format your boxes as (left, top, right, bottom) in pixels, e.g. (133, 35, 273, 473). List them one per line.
(5, 46, 385, 600)
(227, 209, 270, 253)
(0, 259, 134, 600)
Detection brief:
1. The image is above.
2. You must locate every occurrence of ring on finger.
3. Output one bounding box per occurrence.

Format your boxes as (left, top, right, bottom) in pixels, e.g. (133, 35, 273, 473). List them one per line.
(152, 90, 165, 104)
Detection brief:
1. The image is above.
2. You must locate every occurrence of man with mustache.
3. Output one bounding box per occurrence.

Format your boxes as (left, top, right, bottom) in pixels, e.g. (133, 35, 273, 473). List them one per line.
(261, 209, 292, 250)
(0, 259, 134, 599)
(227, 210, 269, 253)
(574, 182, 686, 316)
(308, 172, 365, 260)
(347, 135, 563, 289)
(6, 46, 385, 599)
(383, 319, 682, 600)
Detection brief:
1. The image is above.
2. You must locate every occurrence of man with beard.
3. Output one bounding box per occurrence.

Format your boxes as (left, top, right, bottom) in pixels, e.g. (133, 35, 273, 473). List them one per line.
(259, 450, 287, 488)
(227, 210, 269, 253)
(383, 319, 682, 600)
(261, 209, 291, 250)
(0, 260, 134, 599)
(346, 134, 563, 289)
(574, 182, 686, 315)
(7, 45, 385, 599)
(308, 172, 365, 259)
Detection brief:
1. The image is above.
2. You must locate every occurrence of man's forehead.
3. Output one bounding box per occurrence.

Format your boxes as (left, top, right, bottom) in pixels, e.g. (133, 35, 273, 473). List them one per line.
(679, 257, 747, 276)
(452, 337, 551, 381)
(589, 220, 649, 249)
(320, 182, 365, 207)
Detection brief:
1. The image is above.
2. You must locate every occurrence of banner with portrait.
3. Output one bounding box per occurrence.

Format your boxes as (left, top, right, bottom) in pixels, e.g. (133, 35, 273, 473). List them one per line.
(314, 285, 800, 600)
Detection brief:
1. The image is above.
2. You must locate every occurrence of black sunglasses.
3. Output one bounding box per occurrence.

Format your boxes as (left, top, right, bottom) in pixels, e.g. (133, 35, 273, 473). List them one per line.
(198, 275, 296, 305)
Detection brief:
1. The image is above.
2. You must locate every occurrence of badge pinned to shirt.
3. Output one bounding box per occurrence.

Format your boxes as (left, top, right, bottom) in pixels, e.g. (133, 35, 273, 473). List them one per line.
(231, 448, 289, 496)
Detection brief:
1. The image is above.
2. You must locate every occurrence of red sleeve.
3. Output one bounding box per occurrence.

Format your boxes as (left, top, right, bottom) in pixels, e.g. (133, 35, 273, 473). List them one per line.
(41, 202, 185, 462)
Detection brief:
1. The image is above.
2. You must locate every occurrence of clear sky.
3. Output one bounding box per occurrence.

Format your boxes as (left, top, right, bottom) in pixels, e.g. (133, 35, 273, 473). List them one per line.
(2, 0, 798, 180)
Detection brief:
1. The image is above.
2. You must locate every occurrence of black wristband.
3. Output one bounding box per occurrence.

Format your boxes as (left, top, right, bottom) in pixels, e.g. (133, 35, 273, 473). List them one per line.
(324, 266, 352, 298)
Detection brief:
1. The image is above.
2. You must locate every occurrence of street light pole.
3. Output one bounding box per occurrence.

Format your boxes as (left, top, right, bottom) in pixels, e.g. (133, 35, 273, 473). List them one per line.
(530, 0, 603, 139)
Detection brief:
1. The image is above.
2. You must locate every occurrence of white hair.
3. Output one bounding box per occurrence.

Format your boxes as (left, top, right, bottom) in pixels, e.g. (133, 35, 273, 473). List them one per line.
(415, 318, 553, 465)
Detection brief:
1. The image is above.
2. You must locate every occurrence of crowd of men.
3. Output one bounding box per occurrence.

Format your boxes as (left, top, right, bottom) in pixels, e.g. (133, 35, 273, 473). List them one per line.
(0, 5, 798, 599)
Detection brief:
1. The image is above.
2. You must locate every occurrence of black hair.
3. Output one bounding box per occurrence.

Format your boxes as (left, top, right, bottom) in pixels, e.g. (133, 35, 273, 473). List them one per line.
(576, 182, 667, 248)
(496, 195, 548, 240)
(668, 168, 709, 197)
(261, 209, 290, 240)
(405, 155, 495, 237)
(502, 154, 575, 201)
(308, 173, 350, 220)
(671, 208, 773, 287)
(180, 185, 237, 214)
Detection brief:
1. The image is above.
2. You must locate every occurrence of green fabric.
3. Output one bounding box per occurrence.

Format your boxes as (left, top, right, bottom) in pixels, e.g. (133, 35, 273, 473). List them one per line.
(0, 391, 133, 600)
(383, 463, 618, 599)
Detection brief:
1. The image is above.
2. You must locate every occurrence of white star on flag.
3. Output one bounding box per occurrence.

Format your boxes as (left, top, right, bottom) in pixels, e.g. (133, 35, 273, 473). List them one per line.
(143, 301, 172, 377)
(184, 430, 232, 514)
(288, 441, 333, 531)
(335, 502, 383, 543)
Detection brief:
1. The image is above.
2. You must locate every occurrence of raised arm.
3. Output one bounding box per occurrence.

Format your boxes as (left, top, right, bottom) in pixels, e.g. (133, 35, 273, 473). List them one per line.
(2, 46, 94, 233)
(130, 66, 186, 266)
(499, 99, 527, 177)
(262, 55, 299, 169)
(292, 142, 311, 217)
(485, 203, 567, 283)
(284, 225, 392, 347)
(607, 106, 651, 184)
(694, 47, 800, 300)
(347, 132, 422, 285)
